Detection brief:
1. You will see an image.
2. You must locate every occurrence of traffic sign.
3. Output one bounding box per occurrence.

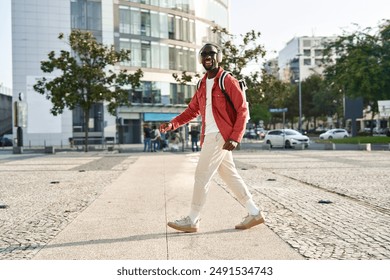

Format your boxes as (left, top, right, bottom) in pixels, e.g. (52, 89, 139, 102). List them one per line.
(269, 108, 288, 113)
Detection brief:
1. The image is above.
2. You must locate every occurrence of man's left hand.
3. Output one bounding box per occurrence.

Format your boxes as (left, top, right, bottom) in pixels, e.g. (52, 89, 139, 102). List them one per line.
(223, 139, 238, 151)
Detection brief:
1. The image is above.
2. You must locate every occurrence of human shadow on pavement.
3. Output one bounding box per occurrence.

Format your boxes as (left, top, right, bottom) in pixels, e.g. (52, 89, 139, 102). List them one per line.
(0, 227, 250, 256)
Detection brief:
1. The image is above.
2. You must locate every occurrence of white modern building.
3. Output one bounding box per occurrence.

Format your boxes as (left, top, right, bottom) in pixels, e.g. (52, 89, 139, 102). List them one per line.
(11, 0, 230, 146)
(278, 36, 336, 83)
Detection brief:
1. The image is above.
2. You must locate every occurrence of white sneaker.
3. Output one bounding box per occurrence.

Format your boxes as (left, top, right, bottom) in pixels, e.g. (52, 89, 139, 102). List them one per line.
(235, 212, 265, 230)
(167, 216, 199, 233)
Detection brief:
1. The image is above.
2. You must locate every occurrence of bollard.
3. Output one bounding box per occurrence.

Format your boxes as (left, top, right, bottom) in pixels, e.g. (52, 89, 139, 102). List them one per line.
(295, 143, 305, 150)
(44, 146, 55, 154)
(324, 143, 335, 150)
(358, 143, 371, 151)
(13, 146, 23, 154)
(261, 143, 271, 150)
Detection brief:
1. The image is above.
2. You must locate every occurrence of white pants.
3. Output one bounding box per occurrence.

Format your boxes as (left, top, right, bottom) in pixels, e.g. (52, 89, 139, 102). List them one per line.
(191, 132, 252, 212)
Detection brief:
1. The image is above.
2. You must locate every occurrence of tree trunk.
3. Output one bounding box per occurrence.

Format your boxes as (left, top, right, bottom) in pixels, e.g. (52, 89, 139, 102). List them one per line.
(84, 108, 89, 152)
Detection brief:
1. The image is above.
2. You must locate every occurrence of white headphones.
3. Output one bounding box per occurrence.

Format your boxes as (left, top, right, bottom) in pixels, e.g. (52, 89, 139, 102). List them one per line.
(198, 43, 222, 64)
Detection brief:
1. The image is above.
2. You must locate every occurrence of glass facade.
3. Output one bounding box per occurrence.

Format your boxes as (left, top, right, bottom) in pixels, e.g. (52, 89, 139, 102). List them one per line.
(118, 5, 196, 72)
(128, 81, 194, 106)
(12, 0, 229, 145)
(123, 0, 195, 14)
(71, 0, 104, 134)
(72, 103, 104, 133)
(71, 0, 103, 41)
(89, 0, 227, 142)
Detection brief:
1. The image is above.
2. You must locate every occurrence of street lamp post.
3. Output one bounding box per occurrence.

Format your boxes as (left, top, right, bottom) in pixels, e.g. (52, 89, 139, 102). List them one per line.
(298, 76, 302, 132)
(296, 54, 302, 133)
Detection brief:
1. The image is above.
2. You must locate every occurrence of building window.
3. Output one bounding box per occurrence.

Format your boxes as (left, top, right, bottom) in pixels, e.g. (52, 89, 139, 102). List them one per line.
(304, 58, 311, 66)
(141, 9, 151, 36)
(130, 7, 141, 35)
(119, 7, 131, 34)
(170, 83, 194, 105)
(303, 40, 311, 48)
(125, 0, 195, 14)
(169, 45, 176, 69)
(131, 88, 142, 103)
(189, 19, 195, 43)
(168, 15, 175, 39)
(119, 39, 131, 66)
(71, 0, 102, 40)
(120, 6, 194, 43)
(72, 103, 104, 133)
(182, 18, 188, 42)
(315, 59, 323, 66)
(303, 49, 311, 57)
(141, 41, 151, 68)
(175, 16, 182, 40)
(130, 82, 162, 104)
(150, 11, 160, 37)
(314, 49, 323, 56)
(160, 43, 169, 69)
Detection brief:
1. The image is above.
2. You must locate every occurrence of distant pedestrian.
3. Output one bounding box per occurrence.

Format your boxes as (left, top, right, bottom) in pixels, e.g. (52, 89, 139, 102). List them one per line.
(169, 130, 181, 152)
(143, 124, 152, 152)
(160, 43, 264, 233)
(151, 125, 161, 152)
(189, 126, 200, 152)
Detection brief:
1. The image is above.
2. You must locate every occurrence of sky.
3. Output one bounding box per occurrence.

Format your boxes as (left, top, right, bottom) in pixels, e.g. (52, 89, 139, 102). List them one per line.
(230, 0, 389, 60)
(1, 0, 389, 89)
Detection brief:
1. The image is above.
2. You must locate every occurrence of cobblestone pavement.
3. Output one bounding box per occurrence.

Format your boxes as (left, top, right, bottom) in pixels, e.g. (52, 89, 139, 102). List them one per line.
(0, 152, 137, 260)
(1, 149, 389, 260)
(215, 149, 390, 260)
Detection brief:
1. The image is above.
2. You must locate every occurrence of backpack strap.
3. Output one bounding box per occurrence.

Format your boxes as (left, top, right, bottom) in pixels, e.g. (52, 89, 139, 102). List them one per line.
(218, 71, 235, 111)
(196, 79, 202, 90)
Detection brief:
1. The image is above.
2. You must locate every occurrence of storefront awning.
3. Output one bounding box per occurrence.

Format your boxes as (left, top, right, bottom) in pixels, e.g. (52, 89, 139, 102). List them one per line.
(144, 113, 179, 122)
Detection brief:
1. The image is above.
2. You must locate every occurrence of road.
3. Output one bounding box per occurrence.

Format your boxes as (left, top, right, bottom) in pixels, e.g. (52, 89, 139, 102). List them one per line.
(240, 139, 390, 151)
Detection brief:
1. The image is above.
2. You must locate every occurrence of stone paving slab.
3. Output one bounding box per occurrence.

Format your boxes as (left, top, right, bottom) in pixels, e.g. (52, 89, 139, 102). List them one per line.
(0, 152, 135, 260)
(1, 149, 389, 260)
(32, 154, 303, 260)
(230, 150, 390, 259)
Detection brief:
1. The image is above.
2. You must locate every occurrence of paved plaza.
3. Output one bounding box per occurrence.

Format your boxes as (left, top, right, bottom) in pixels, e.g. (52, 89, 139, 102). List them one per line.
(0, 147, 389, 260)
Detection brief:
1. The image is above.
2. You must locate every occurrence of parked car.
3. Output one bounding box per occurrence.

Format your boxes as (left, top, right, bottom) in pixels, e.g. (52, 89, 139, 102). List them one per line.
(319, 129, 349, 140)
(264, 129, 310, 149)
(0, 136, 13, 147)
(384, 128, 390, 137)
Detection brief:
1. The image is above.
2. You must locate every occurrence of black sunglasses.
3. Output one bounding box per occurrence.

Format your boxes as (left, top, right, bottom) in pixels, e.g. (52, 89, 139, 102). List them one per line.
(200, 51, 217, 57)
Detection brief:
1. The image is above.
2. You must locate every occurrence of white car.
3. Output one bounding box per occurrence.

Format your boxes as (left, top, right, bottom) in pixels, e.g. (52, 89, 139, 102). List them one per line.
(264, 129, 310, 148)
(319, 129, 349, 140)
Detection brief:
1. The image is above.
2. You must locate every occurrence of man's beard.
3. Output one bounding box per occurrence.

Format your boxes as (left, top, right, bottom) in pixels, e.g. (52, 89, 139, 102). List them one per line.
(203, 61, 216, 71)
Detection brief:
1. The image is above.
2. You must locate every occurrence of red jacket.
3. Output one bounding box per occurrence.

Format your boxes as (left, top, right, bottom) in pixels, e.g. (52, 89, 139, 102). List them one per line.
(170, 67, 248, 146)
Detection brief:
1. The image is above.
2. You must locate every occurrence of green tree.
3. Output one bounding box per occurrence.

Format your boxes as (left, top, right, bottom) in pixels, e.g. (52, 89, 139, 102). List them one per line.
(34, 30, 143, 151)
(258, 69, 291, 128)
(323, 20, 390, 132)
(300, 74, 342, 130)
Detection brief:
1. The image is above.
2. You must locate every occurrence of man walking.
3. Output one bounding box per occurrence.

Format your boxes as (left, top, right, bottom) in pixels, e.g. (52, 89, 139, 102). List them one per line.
(160, 43, 264, 233)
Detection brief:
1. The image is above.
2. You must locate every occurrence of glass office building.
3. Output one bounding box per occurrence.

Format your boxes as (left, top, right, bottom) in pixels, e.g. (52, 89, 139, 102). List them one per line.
(11, 0, 230, 145)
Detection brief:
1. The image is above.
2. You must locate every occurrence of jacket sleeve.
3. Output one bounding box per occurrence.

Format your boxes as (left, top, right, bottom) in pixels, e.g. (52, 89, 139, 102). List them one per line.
(224, 75, 248, 142)
(170, 90, 201, 130)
